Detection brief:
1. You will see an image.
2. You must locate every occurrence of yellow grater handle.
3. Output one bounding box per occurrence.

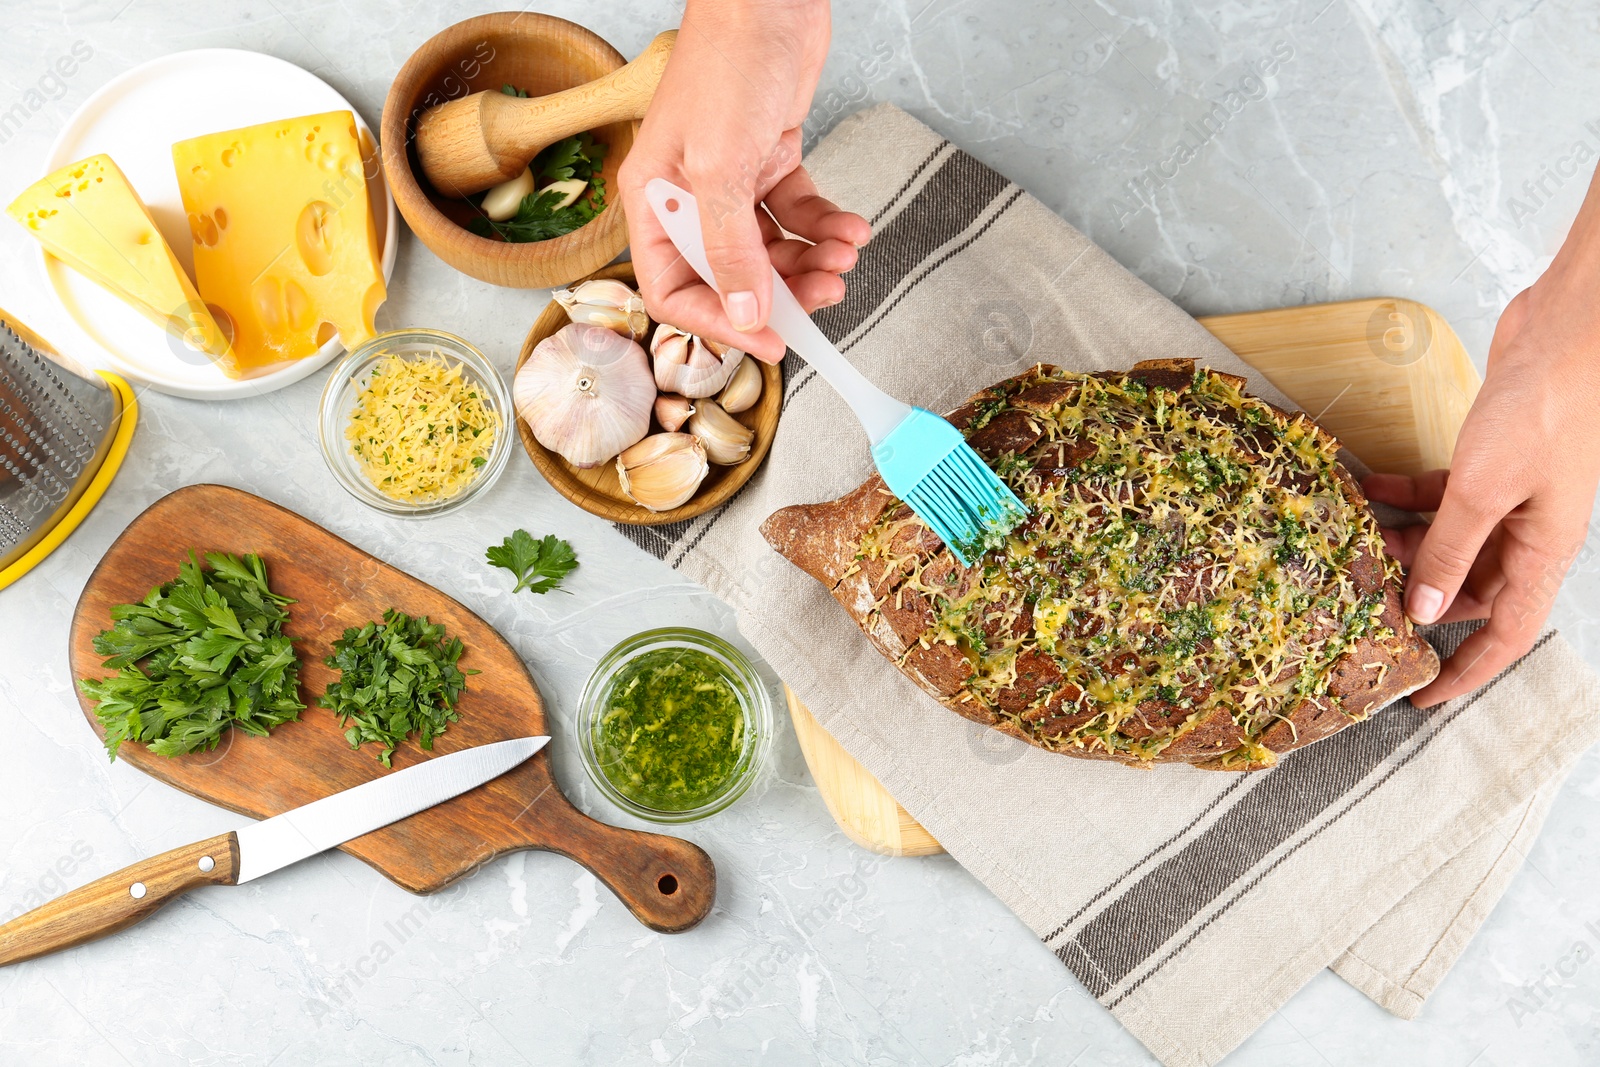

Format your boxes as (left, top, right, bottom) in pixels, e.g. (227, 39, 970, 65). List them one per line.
(0, 371, 137, 592)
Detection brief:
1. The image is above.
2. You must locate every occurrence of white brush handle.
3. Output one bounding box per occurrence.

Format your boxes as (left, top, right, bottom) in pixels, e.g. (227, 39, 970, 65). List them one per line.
(643, 178, 910, 444)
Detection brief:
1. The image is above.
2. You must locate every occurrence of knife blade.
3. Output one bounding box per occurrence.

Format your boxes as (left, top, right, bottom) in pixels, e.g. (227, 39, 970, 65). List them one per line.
(0, 735, 548, 967)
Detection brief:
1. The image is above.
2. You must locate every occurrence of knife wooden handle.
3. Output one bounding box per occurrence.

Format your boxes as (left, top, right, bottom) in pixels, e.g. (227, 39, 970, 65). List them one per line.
(0, 833, 240, 967)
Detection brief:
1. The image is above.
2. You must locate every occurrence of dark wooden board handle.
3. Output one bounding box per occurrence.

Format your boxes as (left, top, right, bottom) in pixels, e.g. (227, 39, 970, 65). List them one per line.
(0, 833, 240, 967)
(542, 803, 715, 933)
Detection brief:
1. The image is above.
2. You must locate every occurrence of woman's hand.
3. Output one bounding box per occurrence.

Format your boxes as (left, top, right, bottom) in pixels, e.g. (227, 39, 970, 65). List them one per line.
(1364, 167, 1600, 707)
(618, 0, 871, 363)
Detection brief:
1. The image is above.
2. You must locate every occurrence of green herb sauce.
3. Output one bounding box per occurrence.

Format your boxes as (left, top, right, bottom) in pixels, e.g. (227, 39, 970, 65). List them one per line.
(592, 648, 748, 811)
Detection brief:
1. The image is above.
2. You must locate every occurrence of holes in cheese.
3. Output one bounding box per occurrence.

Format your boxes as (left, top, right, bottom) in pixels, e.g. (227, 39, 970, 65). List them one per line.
(296, 201, 335, 277)
(172, 110, 386, 376)
(6, 153, 229, 364)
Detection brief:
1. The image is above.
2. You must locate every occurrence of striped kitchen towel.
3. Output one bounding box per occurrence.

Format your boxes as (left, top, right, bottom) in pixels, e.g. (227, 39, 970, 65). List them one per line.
(638, 104, 1600, 1066)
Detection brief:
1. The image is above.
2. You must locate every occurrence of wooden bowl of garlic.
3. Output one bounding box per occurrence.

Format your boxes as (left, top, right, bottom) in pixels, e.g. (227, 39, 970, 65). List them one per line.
(515, 263, 782, 525)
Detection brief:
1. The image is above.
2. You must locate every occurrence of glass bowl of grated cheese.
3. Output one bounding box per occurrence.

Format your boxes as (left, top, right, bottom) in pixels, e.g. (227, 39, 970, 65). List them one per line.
(319, 328, 513, 516)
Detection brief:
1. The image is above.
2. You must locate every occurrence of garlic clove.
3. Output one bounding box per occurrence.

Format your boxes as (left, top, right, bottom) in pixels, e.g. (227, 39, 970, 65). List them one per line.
(553, 279, 649, 340)
(541, 178, 589, 210)
(687, 400, 754, 466)
(515, 323, 654, 468)
(617, 433, 708, 512)
(650, 323, 745, 398)
(717, 356, 763, 413)
(650, 329, 692, 391)
(560, 279, 642, 310)
(482, 167, 535, 221)
(654, 393, 695, 432)
(562, 304, 639, 337)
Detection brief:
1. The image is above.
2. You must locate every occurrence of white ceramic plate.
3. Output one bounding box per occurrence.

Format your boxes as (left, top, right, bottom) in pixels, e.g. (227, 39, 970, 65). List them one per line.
(40, 49, 399, 399)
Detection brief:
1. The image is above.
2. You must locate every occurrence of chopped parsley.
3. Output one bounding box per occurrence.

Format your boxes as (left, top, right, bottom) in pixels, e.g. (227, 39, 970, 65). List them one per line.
(320, 610, 476, 767)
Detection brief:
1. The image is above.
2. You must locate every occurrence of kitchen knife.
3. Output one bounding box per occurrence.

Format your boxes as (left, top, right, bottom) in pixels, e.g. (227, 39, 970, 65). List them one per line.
(0, 735, 549, 967)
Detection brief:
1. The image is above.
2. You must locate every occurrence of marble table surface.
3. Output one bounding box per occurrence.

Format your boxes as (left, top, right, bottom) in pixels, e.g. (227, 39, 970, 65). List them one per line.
(2, 0, 1598, 1064)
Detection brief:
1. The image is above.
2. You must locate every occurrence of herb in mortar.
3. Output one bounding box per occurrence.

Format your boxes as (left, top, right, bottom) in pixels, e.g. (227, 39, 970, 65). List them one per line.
(486, 529, 578, 594)
(468, 92, 608, 244)
(78, 552, 303, 760)
(319, 609, 475, 767)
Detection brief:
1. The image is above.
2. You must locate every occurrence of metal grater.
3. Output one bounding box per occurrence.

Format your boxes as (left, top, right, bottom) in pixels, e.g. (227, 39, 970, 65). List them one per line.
(0, 311, 120, 573)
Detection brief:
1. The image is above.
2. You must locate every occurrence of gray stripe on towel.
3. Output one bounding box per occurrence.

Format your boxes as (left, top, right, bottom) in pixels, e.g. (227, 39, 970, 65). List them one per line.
(1050, 621, 1523, 1001)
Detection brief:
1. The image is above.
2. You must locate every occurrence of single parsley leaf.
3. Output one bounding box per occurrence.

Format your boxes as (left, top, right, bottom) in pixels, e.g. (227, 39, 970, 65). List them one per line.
(77, 551, 303, 760)
(537, 136, 585, 183)
(486, 529, 579, 595)
(319, 609, 477, 768)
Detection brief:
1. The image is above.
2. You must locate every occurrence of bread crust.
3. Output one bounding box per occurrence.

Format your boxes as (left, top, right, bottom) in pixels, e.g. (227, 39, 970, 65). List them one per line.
(761, 360, 1440, 771)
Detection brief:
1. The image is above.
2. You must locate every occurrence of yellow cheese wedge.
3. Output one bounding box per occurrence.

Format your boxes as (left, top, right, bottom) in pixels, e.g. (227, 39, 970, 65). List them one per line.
(6, 154, 231, 368)
(171, 111, 385, 375)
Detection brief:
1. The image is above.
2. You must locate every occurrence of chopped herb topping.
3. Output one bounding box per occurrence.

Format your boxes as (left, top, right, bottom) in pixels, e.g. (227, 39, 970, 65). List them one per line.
(590, 647, 749, 811)
(851, 366, 1402, 767)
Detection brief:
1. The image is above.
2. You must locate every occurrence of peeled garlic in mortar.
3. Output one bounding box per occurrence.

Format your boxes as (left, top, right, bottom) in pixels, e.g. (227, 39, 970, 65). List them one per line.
(482, 167, 535, 221)
(688, 400, 753, 466)
(716, 356, 763, 414)
(617, 433, 708, 512)
(515, 323, 653, 468)
(654, 393, 695, 432)
(541, 178, 588, 209)
(651, 323, 744, 398)
(554, 279, 649, 340)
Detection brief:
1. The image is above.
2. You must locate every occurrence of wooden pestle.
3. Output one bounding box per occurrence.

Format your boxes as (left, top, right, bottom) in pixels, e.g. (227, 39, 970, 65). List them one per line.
(414, 30, 676, 198)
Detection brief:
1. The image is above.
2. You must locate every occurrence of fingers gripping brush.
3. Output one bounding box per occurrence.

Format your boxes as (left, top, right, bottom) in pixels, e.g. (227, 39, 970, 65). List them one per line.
(644, 180, 1025, 564)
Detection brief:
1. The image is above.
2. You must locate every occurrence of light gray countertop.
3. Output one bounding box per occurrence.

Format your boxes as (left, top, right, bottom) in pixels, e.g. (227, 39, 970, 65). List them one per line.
(2, 1, 1598, 1064)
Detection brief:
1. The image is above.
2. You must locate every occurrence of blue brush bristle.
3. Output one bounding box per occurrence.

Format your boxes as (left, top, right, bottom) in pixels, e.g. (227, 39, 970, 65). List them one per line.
(870, 407, 1028, 565)
(902, 445, 1027, 566)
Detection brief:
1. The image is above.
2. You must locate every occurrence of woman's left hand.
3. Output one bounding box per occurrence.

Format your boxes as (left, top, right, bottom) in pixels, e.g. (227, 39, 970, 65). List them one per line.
(1362, 211, 1600, 707)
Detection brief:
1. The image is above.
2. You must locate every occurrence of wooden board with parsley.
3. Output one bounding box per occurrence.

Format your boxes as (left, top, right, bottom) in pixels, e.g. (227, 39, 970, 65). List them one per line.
(77, 552, 304, 760)
(468, 86, 608, 243)
(319, 609, 477, 767)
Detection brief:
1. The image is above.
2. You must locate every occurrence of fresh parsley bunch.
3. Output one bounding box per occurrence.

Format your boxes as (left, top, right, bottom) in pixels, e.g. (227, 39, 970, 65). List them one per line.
(319, 609, 476, 768)
(486, 530, 578, 594)
(79, 552, 304, 760)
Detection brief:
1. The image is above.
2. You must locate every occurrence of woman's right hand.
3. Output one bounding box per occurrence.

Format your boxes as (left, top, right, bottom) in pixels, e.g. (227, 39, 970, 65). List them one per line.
(618, 0, 871, 363)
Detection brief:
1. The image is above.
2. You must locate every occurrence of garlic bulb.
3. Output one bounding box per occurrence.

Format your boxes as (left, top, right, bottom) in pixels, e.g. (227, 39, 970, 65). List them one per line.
(554, 279, 648, 340)
(654, 393, 695, 432)
(687, 400, 753, 466)
(617, 433, 708, 512)
(651, 323, 745, 398)
(515, 323, 653, 468)
(716, 356, 763, 414)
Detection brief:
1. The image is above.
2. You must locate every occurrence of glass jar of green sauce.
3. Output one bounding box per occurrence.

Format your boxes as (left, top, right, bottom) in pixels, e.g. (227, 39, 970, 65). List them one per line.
(578, 628, 772, 823)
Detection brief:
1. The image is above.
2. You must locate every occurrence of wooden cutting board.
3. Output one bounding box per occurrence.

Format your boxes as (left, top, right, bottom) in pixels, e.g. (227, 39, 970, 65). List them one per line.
(788, 297, 1483, 856)
(68, 485, 715, 931)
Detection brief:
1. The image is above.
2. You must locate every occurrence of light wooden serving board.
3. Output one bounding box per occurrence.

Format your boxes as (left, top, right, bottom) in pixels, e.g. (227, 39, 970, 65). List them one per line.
(69, 485, 715, 930)
(788, 297, 1482, 856)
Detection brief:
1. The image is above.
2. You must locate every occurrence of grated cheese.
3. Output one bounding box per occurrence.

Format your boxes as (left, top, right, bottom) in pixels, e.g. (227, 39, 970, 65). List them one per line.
(345, 353, 500, 503)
